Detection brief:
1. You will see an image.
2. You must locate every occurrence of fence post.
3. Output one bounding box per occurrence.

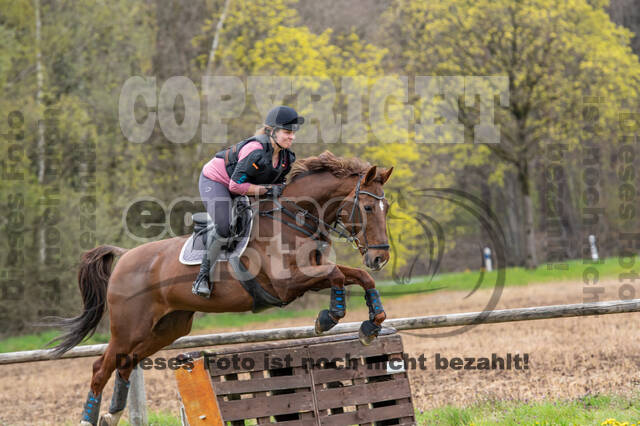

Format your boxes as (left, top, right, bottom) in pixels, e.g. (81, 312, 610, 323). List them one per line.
(483, 247, 493, 271)
(128, 367, 148, 426)
(588, 234, 599, 261)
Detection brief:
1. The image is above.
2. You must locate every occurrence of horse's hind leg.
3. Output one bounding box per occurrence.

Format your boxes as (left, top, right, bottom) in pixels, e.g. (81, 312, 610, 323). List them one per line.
(79, 310, 194, 426)
(96, 369, 129, 426)
(79, 341, 122, 425)
(98, 310, 195, 426)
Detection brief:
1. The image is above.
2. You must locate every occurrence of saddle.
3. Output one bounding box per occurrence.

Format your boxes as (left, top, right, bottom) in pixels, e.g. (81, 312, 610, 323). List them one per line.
(180, 195, 288, 312)
(179, 196, 253, 266)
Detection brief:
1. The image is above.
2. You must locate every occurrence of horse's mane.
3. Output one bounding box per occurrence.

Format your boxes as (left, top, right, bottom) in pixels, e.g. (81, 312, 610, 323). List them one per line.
(288, 150, 371, 182)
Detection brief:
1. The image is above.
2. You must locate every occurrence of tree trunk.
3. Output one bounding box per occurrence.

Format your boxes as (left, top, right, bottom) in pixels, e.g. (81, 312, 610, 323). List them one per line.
(35, 0, 46, 264)
(558, 160, 579, 259)
(503, 172, 524, 266)
(518, 159, 538, 269)
(206, 0, 231, 76)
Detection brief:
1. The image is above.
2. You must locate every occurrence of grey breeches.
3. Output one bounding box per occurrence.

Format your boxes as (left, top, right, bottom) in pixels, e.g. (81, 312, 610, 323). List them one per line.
(199, 173, 233, 238)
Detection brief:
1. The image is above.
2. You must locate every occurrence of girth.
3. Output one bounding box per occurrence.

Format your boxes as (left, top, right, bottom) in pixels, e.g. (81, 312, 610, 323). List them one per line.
(228, 257, 289, 312)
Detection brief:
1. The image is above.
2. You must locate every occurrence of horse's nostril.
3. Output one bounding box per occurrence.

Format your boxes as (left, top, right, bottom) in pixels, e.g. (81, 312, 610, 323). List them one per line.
(374, 256, 382, 266)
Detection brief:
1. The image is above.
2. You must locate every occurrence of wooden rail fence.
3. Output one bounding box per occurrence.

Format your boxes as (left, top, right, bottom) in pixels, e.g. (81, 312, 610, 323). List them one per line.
(2, 298, 639, 365)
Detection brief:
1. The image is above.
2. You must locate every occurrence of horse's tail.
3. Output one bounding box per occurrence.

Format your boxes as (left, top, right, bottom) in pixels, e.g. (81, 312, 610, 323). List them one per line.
(46, 245, 128, 358)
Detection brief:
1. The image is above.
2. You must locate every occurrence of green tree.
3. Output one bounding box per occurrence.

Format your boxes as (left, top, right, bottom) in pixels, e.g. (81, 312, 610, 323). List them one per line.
(0, 0, 154, 334)
(382, 0, 640, 268)
(192, 0, 427, 271)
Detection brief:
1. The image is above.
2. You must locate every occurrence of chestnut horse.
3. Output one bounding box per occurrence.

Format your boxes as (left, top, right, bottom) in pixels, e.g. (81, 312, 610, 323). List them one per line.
(50, 151, 393, 425)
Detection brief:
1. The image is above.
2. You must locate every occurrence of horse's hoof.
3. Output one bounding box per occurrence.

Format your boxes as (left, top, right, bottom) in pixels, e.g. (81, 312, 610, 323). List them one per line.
(358, 328, 375, 345)
(358, 320, 381, 346)
(99, 411, 123, 426)
(315, 309, 338, 334)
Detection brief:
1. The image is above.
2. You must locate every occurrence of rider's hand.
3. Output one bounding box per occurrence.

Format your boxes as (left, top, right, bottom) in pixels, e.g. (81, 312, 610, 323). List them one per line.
(263, 184, 284, 198)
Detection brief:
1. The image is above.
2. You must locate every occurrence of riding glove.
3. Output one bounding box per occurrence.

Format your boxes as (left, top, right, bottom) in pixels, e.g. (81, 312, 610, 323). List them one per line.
(263, 184, 285, 198)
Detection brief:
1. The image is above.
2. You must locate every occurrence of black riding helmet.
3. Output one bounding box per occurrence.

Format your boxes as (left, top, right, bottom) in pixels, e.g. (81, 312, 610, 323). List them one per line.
(264, 105, 305, 131)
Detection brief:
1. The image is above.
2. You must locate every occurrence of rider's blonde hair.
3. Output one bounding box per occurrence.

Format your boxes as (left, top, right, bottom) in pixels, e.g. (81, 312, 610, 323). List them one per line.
(255, 126, 274, 136)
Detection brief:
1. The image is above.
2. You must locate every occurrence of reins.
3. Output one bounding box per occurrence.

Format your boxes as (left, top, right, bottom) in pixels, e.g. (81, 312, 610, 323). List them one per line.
(258, 174, 390, 255)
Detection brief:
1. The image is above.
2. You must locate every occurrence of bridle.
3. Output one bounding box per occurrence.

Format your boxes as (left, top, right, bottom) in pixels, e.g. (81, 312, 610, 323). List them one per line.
(259, 174, 390, 255)
(335, 174, 390, 254)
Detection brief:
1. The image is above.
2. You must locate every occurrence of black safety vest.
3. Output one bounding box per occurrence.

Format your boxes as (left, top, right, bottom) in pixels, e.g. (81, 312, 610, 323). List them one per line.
(215, 134, 296, 185)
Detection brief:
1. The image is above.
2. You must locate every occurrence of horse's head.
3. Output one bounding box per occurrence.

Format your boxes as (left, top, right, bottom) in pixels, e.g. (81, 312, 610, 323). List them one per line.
(337, 166, 394, 271)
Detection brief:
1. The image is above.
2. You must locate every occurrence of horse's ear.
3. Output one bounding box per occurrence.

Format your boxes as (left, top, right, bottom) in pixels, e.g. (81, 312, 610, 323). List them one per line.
(381, 167, 393, 185)
(364, 166, 377, 185)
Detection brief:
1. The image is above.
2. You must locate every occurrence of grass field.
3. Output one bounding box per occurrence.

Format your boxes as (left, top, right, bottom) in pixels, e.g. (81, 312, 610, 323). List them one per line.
(415, 393, 640, 425)
(0, 256, 629, 353)
(110, 393, 640, 425)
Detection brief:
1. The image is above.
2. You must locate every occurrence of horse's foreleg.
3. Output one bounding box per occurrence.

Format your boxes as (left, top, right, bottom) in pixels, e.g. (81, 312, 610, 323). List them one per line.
(272, 264, 346, 334)
(315, 283, 348, 334)
(336, 264, 387, 345)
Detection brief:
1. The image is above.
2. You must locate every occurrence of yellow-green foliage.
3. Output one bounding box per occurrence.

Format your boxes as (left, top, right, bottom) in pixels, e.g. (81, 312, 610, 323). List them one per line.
(195, 0, 424, 268)
(379, 0, 640, 260)
(0, 0, 155, 332)
(382, 0, 640, 164)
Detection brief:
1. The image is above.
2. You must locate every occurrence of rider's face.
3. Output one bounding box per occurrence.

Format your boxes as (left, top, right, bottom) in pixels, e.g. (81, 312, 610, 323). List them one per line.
(275, 128, 295, 149)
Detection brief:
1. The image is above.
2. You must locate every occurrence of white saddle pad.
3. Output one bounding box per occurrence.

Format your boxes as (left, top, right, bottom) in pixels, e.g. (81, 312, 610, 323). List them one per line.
(179, 202, 253, 265)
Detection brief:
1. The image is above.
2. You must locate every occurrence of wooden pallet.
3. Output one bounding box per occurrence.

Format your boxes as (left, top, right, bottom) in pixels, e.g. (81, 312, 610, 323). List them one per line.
(175, 330, 416, 425)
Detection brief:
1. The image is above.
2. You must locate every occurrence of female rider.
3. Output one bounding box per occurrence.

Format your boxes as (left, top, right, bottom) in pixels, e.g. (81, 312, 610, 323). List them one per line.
(192, 105, 304, 297)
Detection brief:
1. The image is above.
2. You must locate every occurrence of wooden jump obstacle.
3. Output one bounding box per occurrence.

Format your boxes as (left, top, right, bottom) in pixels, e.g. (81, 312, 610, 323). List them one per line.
(175, 329, 415, 426)
(1, 299, 639, 425)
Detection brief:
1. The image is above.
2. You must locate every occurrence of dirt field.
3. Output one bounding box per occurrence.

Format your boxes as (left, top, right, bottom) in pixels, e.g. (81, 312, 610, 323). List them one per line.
(1, 278, 638, 425)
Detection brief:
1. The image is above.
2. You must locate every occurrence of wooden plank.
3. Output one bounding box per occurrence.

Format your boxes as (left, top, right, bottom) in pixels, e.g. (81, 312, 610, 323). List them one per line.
(250, 370, 271, 424)
(213, 374, 311, 395)
(293, 366, 316, 421)
(218, 392, 315, 421)
(269, 366, 307, 423)
(316, 379, 411, 411)
(312, 364, 401, 384)
(386, 351, 414, 424)
(199, 331, 395, 358)
(222, 374, 244, 426)
(306, 335, 402, 361)
(271, 420, 319, 426)
(206, 347, 309, 376)
(175, 358, 224, 426)
(396, 397, 415, 424)
(352, 375, 371, 426)
(209, 375, 230, 424)
(319, 402, 415, 426)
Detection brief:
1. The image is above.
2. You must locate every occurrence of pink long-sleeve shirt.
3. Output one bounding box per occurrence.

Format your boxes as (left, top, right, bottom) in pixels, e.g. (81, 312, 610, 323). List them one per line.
(202, 141, 263, 195)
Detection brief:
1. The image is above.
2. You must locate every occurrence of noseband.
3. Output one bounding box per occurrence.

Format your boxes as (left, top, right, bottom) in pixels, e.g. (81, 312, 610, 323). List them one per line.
(259, 174, 390, 255)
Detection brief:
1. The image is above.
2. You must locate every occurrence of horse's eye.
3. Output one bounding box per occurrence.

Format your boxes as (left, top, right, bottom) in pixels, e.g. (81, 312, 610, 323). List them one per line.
(364, 205, 373, 212)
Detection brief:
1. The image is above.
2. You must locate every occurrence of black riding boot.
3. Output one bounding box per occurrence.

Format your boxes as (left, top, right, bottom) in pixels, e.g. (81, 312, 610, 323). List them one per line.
(192, 254, 212, 297)
(192, 227, 228, 298)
